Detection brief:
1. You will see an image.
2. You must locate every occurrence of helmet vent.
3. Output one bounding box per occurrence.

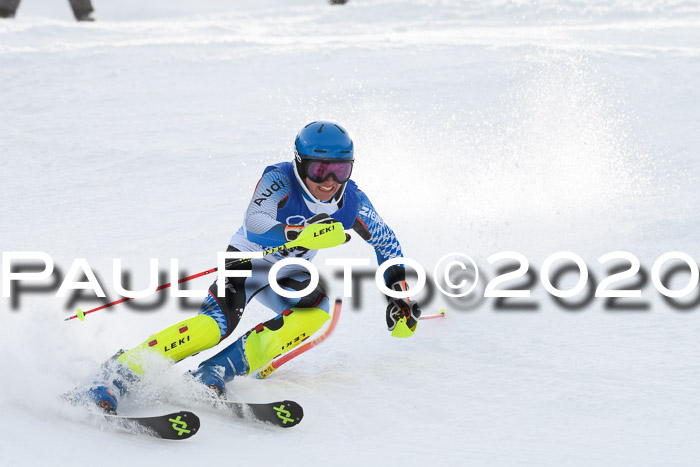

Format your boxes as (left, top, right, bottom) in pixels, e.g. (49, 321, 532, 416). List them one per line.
(317, 124, 325, 133)
(340, 150, 351, 153)
(314, 149, 327, 153)
(304, 121, 317, 128)
(334, 125, 346, 134)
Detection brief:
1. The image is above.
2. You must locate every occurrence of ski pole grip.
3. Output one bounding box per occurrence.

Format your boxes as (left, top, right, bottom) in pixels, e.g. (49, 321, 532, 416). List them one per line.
(292, 222, 346, 250)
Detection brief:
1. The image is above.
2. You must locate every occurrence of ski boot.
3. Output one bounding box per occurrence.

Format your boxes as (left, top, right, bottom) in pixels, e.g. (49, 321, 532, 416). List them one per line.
(190, 334, 249, 398)
(191, 306, 329, 394)
(74, 350, 139, 414)
(84, 385, 119, 414)
(190, 364, 227, 398)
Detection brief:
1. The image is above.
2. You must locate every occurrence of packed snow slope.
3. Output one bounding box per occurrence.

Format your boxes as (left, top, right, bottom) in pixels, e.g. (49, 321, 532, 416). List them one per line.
(1, 1, 700, 466)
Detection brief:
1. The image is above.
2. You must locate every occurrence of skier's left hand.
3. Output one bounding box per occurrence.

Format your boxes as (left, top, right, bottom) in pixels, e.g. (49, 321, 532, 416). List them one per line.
(385, 281, 421, 337)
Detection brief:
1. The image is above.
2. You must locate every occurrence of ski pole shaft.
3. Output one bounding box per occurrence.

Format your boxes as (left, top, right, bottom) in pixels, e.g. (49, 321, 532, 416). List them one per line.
(64, 265, 226, 322)
(64, 245, 289, 322)
(419, 309, 446, 320)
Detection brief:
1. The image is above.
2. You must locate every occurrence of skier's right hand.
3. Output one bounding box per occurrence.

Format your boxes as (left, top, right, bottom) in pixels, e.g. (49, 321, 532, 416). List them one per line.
(385, 281, 421, 338)
(284, 213, 338, 241)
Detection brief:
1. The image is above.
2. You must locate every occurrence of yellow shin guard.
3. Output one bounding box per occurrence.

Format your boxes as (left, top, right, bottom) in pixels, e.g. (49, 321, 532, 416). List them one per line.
(244, 307, 330, 373)
(118, 314, 221, 375)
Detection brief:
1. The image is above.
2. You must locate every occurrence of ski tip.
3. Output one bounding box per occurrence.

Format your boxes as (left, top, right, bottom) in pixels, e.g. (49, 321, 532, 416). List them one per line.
(161, 411, 200, 440)
(273, 400, 304, 428)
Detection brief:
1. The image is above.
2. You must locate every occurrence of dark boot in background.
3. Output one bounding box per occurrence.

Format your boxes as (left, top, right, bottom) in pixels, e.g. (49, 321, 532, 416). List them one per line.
(0, 0, 21, 18)
(68, 0, 94, 21)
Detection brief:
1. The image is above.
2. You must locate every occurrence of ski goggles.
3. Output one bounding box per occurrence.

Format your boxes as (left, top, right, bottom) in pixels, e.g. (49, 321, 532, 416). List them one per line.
(304, 160, 354, 184)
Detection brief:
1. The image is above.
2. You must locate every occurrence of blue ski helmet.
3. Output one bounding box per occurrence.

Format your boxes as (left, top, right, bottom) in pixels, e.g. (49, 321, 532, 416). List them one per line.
(294, 121, 354, 182)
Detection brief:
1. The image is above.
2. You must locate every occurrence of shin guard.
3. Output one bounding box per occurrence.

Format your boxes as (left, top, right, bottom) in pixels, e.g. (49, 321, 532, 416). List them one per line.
(118, 314, 221, 375)
(244, 307, 330, 373)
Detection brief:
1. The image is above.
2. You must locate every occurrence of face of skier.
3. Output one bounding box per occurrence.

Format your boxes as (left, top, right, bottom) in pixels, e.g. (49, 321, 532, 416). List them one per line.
(304, 177, 340, 202)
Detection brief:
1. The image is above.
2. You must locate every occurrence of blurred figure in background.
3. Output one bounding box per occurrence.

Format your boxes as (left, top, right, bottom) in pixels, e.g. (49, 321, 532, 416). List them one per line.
(0, 0, 94, 21)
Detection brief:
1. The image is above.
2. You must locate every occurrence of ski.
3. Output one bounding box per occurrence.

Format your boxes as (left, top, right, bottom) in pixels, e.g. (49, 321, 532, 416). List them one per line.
(99, 410, 200, 440)
(62, 390, 200, 440)
(209, 399, 304, 428)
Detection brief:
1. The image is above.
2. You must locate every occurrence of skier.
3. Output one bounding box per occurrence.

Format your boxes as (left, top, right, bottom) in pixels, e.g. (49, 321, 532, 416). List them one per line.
(83, 121, 422, 413)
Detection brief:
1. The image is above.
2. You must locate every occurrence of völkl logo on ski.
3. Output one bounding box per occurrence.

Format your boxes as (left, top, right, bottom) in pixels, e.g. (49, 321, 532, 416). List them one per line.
(273, 404, 294, 425)
(169, 416, 191, 436)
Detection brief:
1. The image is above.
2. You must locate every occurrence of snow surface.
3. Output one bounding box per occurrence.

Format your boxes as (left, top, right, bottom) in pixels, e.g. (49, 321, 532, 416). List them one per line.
(2, 0, 700, 465)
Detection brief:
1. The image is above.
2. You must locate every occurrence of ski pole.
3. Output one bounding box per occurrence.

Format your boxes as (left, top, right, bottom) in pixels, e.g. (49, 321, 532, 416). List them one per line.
(65, 223, 348, 322)
(419, 309, 446, 320)
(65, 267, 220, 322)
